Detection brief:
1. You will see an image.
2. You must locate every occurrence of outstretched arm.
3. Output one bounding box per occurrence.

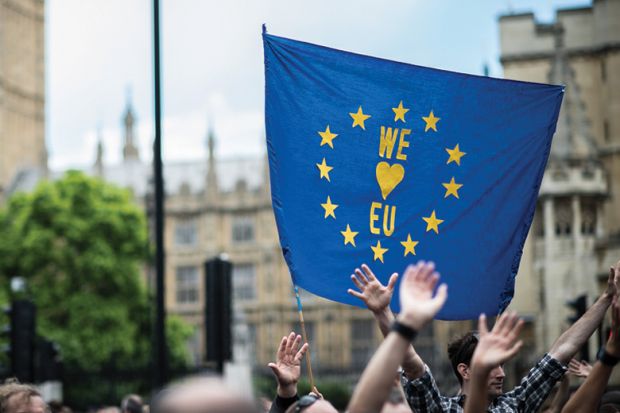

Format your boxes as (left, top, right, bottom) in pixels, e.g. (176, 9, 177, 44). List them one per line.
(347, 262, 447, 413)
(549, 261, 620, 364)
(464, 312, 524, 413)
(347, 264, 426, 379)
(268, 332, 309, 413)
(560, 298, 620, 413)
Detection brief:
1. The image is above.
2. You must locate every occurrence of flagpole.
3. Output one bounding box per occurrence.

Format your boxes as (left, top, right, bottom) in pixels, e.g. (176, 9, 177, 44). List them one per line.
(294, 285, 315, 390)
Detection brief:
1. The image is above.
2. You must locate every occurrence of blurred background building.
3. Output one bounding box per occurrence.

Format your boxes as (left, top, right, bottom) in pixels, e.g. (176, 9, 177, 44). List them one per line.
(0, 0, 46, 200)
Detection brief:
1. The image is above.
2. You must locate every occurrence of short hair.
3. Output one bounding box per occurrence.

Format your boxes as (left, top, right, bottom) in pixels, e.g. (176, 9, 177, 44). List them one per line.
(121, 394, 143, 413)
(447, 331, 479, 385)
(0, 379, 43, 413)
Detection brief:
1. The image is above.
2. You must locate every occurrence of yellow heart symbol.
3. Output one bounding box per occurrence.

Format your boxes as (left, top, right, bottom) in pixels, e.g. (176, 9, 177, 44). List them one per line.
(376, 161, 405, 200)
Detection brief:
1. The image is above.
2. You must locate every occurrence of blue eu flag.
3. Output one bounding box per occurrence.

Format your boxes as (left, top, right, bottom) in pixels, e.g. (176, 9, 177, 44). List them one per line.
(263, 32, 563, 319)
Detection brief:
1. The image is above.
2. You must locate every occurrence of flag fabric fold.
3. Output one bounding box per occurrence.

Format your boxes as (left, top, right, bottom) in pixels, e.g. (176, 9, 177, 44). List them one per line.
(263, 33, 563, 319)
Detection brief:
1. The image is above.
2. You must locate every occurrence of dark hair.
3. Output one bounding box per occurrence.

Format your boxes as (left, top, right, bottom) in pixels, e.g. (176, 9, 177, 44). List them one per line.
(447, 331, 479, 385)
(0, 379, 43, 413)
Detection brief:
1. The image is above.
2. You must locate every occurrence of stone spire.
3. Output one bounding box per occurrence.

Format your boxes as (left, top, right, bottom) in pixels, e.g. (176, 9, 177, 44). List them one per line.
(205, 122, 218, 199)
(122, 90, 140, 162)
(94, 127, 104, 177)
(547, 25, 597, 164)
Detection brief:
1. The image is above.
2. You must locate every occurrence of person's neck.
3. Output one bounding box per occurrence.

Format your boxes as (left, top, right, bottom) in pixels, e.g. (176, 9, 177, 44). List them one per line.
(460, 382, 493, 408)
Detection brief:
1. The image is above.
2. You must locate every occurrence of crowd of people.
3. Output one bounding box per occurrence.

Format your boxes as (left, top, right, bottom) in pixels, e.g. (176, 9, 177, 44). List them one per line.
(1, 259, 620, 413)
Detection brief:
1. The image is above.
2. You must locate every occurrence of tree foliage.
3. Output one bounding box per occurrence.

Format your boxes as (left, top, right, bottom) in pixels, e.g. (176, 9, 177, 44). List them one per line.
(0, 171, 192, 406)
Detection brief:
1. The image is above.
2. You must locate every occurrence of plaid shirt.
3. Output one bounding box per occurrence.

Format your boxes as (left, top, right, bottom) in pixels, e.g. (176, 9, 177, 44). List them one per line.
(401, 353, 567, 413)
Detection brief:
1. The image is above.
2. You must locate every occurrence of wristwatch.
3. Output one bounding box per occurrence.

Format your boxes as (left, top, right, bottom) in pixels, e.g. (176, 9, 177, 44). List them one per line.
(391, 320, 418, 341)
(597, 347, 620, 367)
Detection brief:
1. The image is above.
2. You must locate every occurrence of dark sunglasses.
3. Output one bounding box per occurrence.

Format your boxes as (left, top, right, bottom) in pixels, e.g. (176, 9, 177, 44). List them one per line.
(294, 394, 319, 412)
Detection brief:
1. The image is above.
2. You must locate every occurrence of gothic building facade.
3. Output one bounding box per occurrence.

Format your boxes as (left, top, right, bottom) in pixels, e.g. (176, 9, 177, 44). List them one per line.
(500, 0, 620, 364)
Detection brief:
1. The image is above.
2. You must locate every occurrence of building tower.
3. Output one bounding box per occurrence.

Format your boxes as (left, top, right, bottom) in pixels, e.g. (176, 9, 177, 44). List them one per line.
(205, 123, 218, 200)
(537, 25, 607, 351)
(94, 128, 104, 178)
(122, 98, 140, 162)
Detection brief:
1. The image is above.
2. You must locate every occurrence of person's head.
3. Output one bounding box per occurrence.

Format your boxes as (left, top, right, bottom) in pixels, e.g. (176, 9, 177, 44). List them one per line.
(153, 377, 258, 413)
(599, 391, 620, 413)
(283, 394, 337, 413)
(121, 395, 143, 413)
(0, 380, 47, 413)
(447, 331, 505, 398)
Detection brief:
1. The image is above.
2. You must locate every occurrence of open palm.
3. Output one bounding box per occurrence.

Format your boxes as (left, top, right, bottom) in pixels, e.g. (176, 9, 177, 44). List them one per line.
(471, 312, 524, 370)
(347, 264, 398, 313)
(268, 332, 308, 387)
(398, 262, 447, 329)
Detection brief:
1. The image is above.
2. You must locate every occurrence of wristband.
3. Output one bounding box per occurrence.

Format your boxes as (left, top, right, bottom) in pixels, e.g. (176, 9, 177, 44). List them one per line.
(391, 320, 418, 341)
(598, 347, 620, 367)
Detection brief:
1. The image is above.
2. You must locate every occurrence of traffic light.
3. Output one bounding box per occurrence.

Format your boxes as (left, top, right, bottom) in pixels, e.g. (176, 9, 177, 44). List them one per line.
(34, 338, 62, 382)
(566, 294, 588, 361)
(8, 300, 36, 382)
(204, 256, 233, 372)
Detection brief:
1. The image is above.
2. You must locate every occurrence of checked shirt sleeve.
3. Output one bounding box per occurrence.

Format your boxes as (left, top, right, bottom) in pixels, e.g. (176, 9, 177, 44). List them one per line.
(401, 365, 445, 412)
(503, 353, 567, 412)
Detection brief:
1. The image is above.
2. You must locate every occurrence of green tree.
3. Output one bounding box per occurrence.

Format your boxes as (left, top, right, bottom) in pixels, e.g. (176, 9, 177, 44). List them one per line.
(0, 171, 192, 407)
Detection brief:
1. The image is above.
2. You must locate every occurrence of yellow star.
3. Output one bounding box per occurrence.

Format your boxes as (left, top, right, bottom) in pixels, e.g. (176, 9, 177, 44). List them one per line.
(341, 224, 358, 247)
(422, 110, 440, 132)
(349, 106, 371, 130)
(321, 196, 338, 219)
(446, 144, 466, 166)
(370, 240, 388, 263)
(316, 158, 333, 181)
(392, 101, 409, 123)
(442, 177, 463, 199)
(400, 234, 419, 257)
(318, 125, 338, 149)
(422, 210, 444, 234)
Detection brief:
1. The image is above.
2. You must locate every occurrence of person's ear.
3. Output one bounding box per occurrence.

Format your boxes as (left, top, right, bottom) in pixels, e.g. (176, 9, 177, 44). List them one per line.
(457, 363, 471, 381)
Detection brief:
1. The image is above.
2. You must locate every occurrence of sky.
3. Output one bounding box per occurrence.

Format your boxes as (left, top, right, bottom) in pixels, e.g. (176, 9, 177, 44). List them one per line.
(47, 0, 589, 170)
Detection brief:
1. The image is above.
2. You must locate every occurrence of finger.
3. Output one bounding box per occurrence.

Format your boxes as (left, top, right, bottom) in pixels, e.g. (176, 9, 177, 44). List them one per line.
(478, 314, 489, 335)
(431, 283, 448, 311)
(268, 363, 281, 377)
(507, 318, 525, 343)
(427, 272, 440, 292)
(291, 334, 302, 353)
(492, 312, 507, 334)
(418, 261, 435, 282)
(498, 312, 516, 337)
(361, 264, 376, 281)
(350, 274, 365, 291)
(294, 342, 309, 362)
(285, 331, 296, 354)
(347, 289, 364, 299)
(276, 336, 287, 359)
(354, 268, 369, 285)
(387, 272, 399, 291)
(505, 340, 523, 360)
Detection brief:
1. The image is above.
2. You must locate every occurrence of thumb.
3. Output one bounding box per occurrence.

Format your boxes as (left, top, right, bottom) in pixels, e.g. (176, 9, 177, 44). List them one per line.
(387, 273, 399, 291)
(268, 363, 281, 377)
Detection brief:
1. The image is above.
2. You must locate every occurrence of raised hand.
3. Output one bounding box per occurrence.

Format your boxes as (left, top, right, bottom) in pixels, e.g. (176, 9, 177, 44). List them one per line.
(471, 312, 524, 372)
(347, 264, 398, 313)
(397, 261, 448, 330)
(568, 359, 592, 378)
(268, 332, 309, 397)
(604, 260, 620, 299)
(605, 297, 620, 357)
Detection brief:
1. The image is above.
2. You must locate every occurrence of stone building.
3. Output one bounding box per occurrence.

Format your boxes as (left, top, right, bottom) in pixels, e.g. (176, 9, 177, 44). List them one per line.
(92, 100, 396, 376)
(0, 0, 47, 200)
(499, 0, 620, 364)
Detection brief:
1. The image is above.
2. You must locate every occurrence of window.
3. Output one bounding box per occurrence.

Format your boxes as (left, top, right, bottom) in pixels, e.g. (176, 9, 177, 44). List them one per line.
(175, 218, 197, 246)
(176, 266, 199, 304)
(351, 319, 375, 370)
(233, 264, 256, 301)
(232, 215, 254, 243)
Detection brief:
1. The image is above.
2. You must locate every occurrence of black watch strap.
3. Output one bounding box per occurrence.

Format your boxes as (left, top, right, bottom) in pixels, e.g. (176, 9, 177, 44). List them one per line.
(598, 348, 620, 367)
(391, 320, 418, 341)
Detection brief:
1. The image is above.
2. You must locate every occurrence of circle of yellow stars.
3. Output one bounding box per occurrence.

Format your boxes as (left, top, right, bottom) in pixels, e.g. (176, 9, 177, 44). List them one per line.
(314, 101, 466, 264)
